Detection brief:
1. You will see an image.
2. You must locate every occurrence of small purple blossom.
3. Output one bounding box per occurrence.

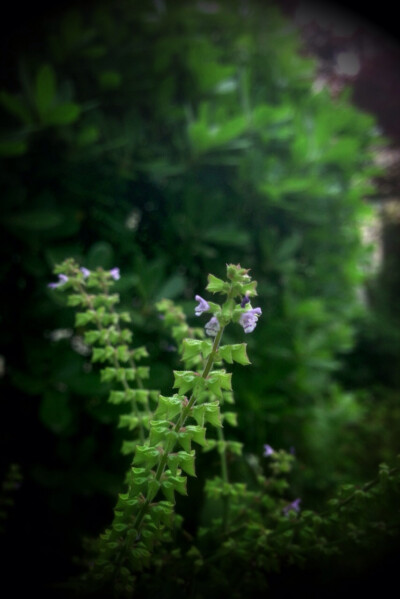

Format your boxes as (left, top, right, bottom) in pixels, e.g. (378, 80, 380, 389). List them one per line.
(240, 294, 251, 308)
(239, 307, 262, 334)
(48, 274, 68, 289)
(110, 267, 120, 281)
(205, 316, 220, 337)
(194, 295, 210, 316)
(80, 267, 90, 278)
(282, 498, 301, 516)
(263, 444, 274, 457)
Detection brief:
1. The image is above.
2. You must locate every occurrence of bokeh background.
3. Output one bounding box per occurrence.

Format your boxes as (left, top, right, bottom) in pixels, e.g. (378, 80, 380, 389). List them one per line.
(1, 0, 399, 595)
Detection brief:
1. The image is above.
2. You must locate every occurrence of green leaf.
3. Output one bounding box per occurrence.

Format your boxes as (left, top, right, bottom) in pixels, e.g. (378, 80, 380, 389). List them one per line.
(186, 425, 207, 447)
(202, 439, 217, 453)
(149, 501, 174, 527)
(92, 348, 106, 362)
(182, 339, 203, 362)
(131, 390, 151, 404)
(84, 330, 100, 345)
(191, 405, 205, 427)
(116, 345, 130, 362)
(116, 367, 136, 382)
(149, 420, 170, 445)
(204, 403, 222, 427)
(35, 64, 56, 117)
(166, 454, 181, 476)
(131, 546, 151, 561)
(47, 103, 81, 125)
(161, 480, 175, 503)
(173, 371, 202, 395)
(132, 346, 149, 360)
(182, 339, 213, 362)
(226, 441, 243, 456)
(169, 474, 187, 496)
(75, 312, 93, 327)
(136, 366, 149, 380)
(118, 415, 139, 431)
(67, 294, 85, 307)
(206, 274, 228, 294)
(109, 391, 127, 405)
(218, 345, 233, 363)
(206, 370, 232, 396)
(231, 344, 251, 365)
(188, 112, 248, 153)
(223, 412, 238, 427)
(133, 446, 161, 469)
(154, 395, 183, 420)
(178, 451, 196, 477)
(121, 441, 137, 455)
(100, 367, 117, 383)
(177, 431, 192, 452)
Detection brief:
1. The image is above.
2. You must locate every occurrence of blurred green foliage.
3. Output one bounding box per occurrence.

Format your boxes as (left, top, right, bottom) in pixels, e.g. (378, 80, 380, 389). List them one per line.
(0, 0, 398, 591)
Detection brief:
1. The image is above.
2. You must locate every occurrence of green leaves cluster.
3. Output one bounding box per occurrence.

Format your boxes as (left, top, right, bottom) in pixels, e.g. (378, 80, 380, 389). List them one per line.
(47, 260, 400, 598)
(65, 263, 260, 592)
(50, 258, 156, 447)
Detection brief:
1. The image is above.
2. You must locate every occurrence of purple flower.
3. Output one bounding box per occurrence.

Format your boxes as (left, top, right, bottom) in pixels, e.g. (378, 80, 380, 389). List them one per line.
(283, 498, 301, 516)
(239, 307, 262, 333)
(110, 268, 120, 281)
(80, 267, 90, 278)
(48, 274, 68, 289)
(240, 294, 251, 308)
(205, 316, 220, 337)
(195, 295, 210, 316)
(263, 444, 274, 457)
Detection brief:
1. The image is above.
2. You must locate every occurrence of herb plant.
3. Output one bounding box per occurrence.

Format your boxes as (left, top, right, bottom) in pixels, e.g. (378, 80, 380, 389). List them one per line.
(48, 259, 400, 598)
